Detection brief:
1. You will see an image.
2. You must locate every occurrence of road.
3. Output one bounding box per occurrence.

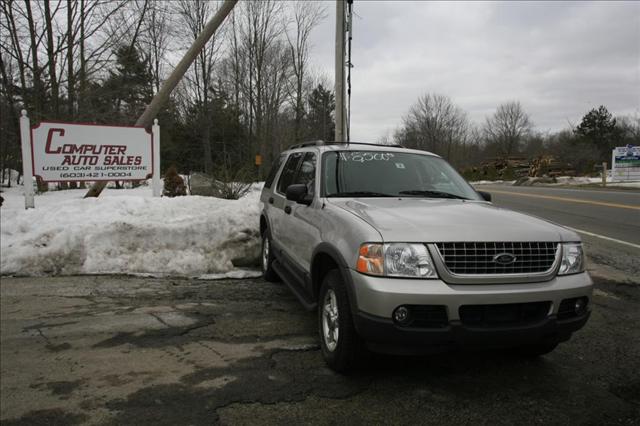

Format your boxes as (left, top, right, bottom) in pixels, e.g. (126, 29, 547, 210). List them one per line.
(476, 184, 640, 281)
(1, 185, 639, 425)
(1, 275, 639, 425)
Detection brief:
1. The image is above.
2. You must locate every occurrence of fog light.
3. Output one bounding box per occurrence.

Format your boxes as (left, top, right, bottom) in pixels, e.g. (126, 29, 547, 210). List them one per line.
(393, 306, 410, 325)
(574, 297, 588, 315)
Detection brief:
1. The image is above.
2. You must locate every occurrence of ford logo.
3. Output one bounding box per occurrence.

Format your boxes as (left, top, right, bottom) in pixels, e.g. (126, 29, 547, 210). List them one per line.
(493, 253, 517, 265)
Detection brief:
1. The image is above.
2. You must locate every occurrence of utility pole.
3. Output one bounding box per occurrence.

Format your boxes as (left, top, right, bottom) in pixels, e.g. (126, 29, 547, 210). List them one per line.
(335, 0, 346, 143)
(84, 0, 238, 198)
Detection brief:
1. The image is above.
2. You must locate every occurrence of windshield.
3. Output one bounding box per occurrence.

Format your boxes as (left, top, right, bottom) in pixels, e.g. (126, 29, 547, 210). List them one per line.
(323, 151, 481, 200)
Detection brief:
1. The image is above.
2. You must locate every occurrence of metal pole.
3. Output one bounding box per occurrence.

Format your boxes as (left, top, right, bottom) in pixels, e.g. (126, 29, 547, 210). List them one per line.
(611, 149, 615, 182)
(335, 0, 346, 142)
(19, 110, 35, 209)
(152, 119, 161, 197)
(602, 162, 607, 187)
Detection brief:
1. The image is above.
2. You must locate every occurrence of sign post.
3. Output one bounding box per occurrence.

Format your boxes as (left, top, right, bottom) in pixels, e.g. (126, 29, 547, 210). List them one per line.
(152, 119, 161, 197)
(19, 110, 35, 209)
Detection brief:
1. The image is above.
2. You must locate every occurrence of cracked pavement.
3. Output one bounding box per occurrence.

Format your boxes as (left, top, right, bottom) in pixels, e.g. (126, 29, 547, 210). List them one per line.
(1, 274, 639, 425)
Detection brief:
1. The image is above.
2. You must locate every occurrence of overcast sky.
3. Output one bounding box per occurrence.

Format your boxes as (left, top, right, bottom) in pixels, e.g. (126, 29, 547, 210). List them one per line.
(308, 1, 640, 141)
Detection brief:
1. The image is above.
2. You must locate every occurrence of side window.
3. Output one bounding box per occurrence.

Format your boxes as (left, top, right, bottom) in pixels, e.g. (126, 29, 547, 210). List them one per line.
(277, 152, 303, 194)
(293, 152, 317, 196)
(264, 154, 286, 189)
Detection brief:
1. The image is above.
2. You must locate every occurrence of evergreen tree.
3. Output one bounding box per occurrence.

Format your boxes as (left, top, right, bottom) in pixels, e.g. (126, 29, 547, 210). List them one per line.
(100, 44, 153, 123)
(208, 84, 245, 169)
(306, 84, 335, 141)
(575, 105, 618, 160)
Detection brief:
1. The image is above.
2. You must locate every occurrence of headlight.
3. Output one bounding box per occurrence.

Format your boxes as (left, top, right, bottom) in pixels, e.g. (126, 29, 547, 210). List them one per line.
(356, 243, 438, 278)
(558, 243, 585, 275)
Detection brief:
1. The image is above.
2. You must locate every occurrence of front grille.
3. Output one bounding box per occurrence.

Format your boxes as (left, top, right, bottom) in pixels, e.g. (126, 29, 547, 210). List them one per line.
(435, 242, 558, 275)
(459, 302, 551, 327)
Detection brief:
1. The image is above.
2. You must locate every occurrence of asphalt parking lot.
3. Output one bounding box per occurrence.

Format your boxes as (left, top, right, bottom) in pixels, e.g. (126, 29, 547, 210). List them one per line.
(1, 272, 639, 425)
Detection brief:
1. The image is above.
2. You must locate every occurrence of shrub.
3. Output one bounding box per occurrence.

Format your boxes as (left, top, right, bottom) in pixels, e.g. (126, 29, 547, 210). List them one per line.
(163, 166, 187, 197)
(36, 176, 48, 193)
(210, 164, 253, 200)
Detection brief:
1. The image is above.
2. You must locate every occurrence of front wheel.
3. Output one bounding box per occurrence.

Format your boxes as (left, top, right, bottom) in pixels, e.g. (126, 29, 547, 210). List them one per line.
(318, 270, 363, 373)
(261, 230, 279, 282)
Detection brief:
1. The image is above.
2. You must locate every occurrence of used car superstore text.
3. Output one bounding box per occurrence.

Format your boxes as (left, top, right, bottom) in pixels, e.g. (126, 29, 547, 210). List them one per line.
(41, 165, 147, 179)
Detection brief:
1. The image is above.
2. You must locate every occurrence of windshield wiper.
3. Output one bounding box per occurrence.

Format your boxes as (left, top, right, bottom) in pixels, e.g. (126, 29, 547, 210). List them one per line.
(398, 189, 469, 200)
(327, 191, 395, 198)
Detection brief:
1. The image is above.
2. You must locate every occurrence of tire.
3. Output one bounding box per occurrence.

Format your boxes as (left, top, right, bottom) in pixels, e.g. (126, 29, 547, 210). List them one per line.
(318, 269, 363, 373)
(261, 229, 280, 282)
(512, 342, 559, 357)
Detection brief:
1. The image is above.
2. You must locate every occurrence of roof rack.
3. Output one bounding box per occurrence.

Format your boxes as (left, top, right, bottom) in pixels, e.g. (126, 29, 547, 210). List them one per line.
(288, 140, 404, 150)
(288, 140, 325, 150)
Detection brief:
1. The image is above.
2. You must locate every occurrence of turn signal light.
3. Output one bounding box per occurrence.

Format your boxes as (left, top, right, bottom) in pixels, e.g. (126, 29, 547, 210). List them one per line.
(356, 243, 384, 275)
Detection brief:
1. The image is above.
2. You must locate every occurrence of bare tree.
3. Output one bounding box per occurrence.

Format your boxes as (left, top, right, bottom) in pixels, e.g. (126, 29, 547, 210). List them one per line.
(1, 0, 28, 105)
(24, 0, 44, 116)
(176, 0, 225, 175)
(483, 101, 532, 157)
(284, 0, 325, 142)
(66, 0, 75, 115)
(41, 0, 64, 116)
(239, 0, 286, 174)
(396, 93, 469, 164)
(139, 1, 172, 94)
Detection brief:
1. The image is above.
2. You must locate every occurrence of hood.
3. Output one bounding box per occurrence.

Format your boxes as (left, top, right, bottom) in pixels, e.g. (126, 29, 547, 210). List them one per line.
(328, 197, 577, 242)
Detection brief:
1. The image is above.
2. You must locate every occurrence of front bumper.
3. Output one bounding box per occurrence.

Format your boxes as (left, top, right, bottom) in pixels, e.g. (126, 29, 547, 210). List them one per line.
(349, 270, 593, 352)
(355, 310, 590, 354)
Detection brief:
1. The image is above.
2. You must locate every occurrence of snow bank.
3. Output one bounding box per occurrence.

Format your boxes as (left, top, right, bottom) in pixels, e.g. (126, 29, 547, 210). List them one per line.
(471, 176, 639, 189)
(469, 180, 516, 185)
(543, 176, 640, 188)
(1, 184, 263, 277)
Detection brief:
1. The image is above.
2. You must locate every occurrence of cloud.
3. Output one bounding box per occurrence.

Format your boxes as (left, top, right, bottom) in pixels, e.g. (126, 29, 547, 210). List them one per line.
(309, 1, 640, 140)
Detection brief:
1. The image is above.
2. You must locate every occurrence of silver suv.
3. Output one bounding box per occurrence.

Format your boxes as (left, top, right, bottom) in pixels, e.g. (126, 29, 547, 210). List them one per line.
(259, 142, 592, 372)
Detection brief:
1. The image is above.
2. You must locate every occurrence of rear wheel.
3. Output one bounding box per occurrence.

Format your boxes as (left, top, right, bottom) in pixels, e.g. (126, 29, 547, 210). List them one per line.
(261, 230, 279, 282)
(318, 270, 363, 373)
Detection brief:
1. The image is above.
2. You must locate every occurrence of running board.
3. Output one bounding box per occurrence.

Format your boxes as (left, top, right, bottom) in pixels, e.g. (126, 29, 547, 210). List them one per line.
(272, 260, 317, 311)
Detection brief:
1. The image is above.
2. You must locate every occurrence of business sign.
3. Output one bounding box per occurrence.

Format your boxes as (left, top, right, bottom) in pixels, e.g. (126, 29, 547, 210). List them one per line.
(31, 121, 154, 182)
(612, 145, 640, 182)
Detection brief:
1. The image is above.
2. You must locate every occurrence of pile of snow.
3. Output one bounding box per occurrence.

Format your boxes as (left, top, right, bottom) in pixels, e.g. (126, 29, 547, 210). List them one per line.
(554, 176, 597, 185)
(1, 184, 263, 277)
(547, 176, 640, 188)
(606, 181, 640, 188)
(471, 176, 640, 189)
(470, 180, 516, 185)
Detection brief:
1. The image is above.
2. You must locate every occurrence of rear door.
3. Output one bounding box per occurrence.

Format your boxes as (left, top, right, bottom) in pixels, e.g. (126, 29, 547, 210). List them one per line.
(261, 152, 286, 235)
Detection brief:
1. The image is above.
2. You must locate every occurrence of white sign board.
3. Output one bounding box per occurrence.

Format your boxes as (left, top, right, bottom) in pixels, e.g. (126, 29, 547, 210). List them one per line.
(611, 145, 640, 182)
(31, 121, 154, 182)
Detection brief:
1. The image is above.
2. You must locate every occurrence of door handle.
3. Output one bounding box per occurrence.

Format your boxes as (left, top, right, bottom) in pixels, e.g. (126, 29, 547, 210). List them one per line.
(268, 197, 274, 204)
(284, 205, 292, 214)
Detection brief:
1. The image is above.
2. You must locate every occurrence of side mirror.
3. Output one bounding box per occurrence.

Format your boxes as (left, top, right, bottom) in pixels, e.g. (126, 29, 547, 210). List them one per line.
(286, 184, 312, 205)
(478, 191, 492, 202)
